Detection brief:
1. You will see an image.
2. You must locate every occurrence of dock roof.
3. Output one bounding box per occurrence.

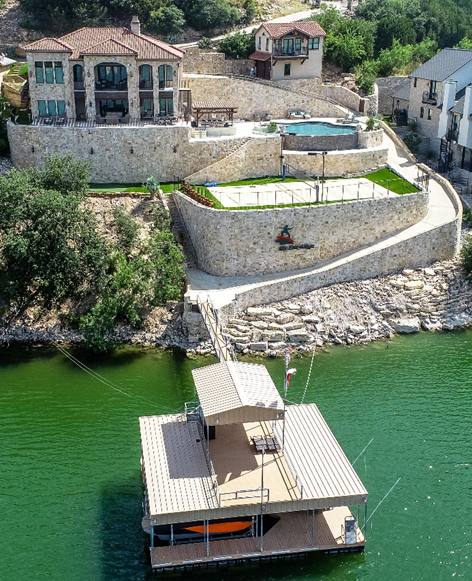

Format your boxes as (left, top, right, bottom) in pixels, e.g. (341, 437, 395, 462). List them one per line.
(192, 361, 285, 425)
(139, 403, 367, 525)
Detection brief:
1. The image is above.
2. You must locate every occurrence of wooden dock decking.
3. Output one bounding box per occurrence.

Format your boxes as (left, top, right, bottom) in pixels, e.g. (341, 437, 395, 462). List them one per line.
(150, 507, 364, 571)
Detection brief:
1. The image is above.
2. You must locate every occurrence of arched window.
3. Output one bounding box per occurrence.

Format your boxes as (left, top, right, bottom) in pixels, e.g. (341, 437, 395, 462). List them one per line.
(158, 65, 173, 90)
(139, 64, 153, 90)
(95, 63, 128, 91)
(73, 64, 84, 87)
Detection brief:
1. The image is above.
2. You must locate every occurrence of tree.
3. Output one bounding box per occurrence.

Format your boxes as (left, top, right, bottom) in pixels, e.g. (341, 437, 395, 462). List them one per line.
(457, 37, 472, 49)
(183, 0, 240, 31)
(218, 31, 255, 59)
(148, 4, 185, 38)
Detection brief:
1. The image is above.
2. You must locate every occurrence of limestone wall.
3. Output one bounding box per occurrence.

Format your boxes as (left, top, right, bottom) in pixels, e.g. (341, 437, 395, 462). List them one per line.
(175, 189, 429, 277)
(184, 74, 346, 119)
(276, 78, 361, 112)
(8, 122, 250, 183)
(283, 132, 358, 152)
(377, 76, 410, 115)
(183, 48, 252, 76)
(358, 129, 384, 149)
(284, 147, 388, 177)
(186, 136, 280, 184)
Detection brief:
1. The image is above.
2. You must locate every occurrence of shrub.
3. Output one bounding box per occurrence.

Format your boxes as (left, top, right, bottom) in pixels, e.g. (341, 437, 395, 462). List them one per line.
(112, 207, 139, 255)
(218, 31, 255, 59)
(403, 132, 422, 153)
(355, 60, 378, 95)
(148, 4, 185, 39)
(198, 37, 214, 50)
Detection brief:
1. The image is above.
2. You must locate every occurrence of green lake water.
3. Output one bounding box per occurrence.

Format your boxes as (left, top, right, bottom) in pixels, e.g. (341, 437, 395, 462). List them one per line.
(1, 332, 471, 581)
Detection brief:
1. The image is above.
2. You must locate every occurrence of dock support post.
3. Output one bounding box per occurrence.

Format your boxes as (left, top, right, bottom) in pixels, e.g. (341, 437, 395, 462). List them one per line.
(364, 503, 368, 538)
(150, 525, 155, 548)
(205, 520, 210, 557)
(170, 524, 174, 546)
(312, 509, 315, 546)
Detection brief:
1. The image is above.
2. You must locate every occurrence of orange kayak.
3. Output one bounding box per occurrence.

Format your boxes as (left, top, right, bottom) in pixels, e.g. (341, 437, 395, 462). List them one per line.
(184, 521, 251, 535)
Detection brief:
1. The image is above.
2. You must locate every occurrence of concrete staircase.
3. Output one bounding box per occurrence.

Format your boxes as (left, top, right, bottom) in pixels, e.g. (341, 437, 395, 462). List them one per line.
(164, 192, 198, 269)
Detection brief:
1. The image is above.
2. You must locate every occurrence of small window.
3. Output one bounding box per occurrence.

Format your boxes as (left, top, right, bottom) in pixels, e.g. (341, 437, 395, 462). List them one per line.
(295, 38, 302, 52)
(44, 62, 54, 84)
(258, 36, 261, 50)
(266, 38, 269, 51)
(309, 37, 320, 50)
(37, 100, 47, 116)
(35, 62, 44, 84)
(47, 100, 57, 116)
(284, 63, 291, 76)
(428, 108, 432, 120)
(413, 77, 417, 87)
(420, 106, 424, 118)
(57, 100, 66, 116)
(54, 62, 64, 84)
(73, 64, 84, 83)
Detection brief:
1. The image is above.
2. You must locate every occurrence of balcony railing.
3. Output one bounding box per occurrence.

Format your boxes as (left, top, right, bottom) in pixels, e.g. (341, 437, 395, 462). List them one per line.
(74, 81, 85, 91)
(273, 48, 308, 58)
(95, 80, 128, 91)
(139, 80, 153, 90)
(422, 91, 438, 105)
(447, 128, 459, 142)
(158, 80, 173, 90)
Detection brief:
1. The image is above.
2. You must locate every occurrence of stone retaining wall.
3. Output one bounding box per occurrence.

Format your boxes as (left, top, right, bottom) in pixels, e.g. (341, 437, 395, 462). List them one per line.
(183, 48, 252, 76)
(7, 122, 249, 183)
(283, 131, 358, 152)
(184, 74, 346, 119)
(284, 147, 389, 177)
(186, 136, 280, 184)
(377, 76, 410, 116)
(175, 189, 428, 276)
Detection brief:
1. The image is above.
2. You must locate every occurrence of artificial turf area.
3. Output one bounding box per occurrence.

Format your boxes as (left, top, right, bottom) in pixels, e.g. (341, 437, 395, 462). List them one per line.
(364, 168, 419, 195)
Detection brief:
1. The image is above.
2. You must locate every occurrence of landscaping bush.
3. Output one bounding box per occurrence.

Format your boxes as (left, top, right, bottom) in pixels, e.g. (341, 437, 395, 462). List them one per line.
(403, 132, 422, 153)
(218, 31, 255, 59)
(461, 235, 472, 278)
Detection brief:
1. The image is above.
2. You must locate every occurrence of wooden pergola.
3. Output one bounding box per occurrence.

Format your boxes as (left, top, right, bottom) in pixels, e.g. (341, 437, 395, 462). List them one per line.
(192, 100, 238, 127)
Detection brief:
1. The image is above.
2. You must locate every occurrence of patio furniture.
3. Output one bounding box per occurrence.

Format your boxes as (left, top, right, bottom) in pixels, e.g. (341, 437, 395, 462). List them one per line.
(288, 108, 310, 119)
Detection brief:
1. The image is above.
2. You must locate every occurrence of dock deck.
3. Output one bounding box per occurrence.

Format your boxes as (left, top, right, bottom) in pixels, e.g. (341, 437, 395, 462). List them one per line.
(150, 507, 364, 571)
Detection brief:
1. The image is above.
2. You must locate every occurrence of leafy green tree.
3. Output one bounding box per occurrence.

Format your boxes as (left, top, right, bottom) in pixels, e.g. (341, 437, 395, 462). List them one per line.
(355, 60, 379, 94)
(462, 235, 472, 279)
(148, 229, 185, 304)
(242, 0, 257, 24)
(456, 37, 472, 49)
(183, 0, 239, 31)
(218, 31, 256, 59)
(148, 4, 185, 38)
(37, 154, 90, 197)
(112, 207, 140, 255)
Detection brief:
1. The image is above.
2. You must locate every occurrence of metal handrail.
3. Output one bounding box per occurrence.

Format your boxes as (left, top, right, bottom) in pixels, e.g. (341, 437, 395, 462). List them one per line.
(219, 487, 270, 504)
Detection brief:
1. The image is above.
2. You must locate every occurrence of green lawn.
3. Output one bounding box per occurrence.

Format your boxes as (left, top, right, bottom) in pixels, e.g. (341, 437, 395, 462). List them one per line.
(215, 176, 303, 188)
(89, 183, 148, 193)
(363, 168, 419, 195)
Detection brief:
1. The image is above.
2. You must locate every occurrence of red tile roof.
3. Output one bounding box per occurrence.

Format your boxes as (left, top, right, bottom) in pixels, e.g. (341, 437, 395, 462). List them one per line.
(249, 51, 271, 61)
(24, 27, 184, 61)
(23, 37, 73, 53)
(80, 38, 137, 56)
(260, 21, 326, 39)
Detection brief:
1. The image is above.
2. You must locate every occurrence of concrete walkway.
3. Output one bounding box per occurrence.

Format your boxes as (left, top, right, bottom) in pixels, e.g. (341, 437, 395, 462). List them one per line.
(185, 130, 459, 310)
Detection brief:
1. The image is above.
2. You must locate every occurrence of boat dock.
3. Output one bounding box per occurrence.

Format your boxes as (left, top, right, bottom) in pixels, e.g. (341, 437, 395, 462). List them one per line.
(139, 359, 368, 573)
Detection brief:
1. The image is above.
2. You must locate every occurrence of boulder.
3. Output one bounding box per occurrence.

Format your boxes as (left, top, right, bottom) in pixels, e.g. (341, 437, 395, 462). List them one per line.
(246, 307, 274, 318)
(348, 324, 365, 335)
(392, 317, 420, 334)
(404, 280, 424, 290)
(276, 313, 295, 325)
(249, 341, 268, 352)
(287, 330, 312, 343)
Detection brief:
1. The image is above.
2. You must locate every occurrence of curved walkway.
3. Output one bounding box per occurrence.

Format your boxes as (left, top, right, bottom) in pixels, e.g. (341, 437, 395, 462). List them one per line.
(186, 129, 460, 311)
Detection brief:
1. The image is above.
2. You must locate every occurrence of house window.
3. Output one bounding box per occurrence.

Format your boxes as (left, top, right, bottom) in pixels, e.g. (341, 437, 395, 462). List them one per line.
(159, 95, 174, 116)
(266, 38, 269, 51)
(158, 65, 173, 90)
(98, 98, 128, 118)
(47, 100, 57, 116)
(309, 37, 320, 50)
(428, 108, 432, 120)
(44, 62, 54, 84)
(95, 63, 128, 91)
(420, 106, 424, 118)
(54, 62, 64, 84)
(140, 96, 154, 118)
(37, 100, 47, 116)
(139, 64, 153, 90)
(57, 100, 66, 115)
(282, 37, 294, 55)
(294, 38, 302, 53)
(35, 62, 44, 84)
(413, 78, 417, 87)
(73, 64, 84, 84)
(284, 63, 291, 76)
(258, 36, 261, 50)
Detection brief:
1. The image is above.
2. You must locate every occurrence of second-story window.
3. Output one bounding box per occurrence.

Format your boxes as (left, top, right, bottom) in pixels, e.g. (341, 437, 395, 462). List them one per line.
(139, 64, 153, 90)
(258, 36, 261, 50)
(309, 37, 320, 50)
(265, 38, 269, 51)
(158, 65, 173, 90)
(34, 61, 64, 84)
(295, 38, 302, 53)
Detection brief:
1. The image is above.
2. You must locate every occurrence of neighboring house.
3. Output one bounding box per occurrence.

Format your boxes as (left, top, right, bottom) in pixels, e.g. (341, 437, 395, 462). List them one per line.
(393, 48, 472, 172)
(250, 22, 325, 81)
(0, 53, 16, 75)
(22, 16, 185, 122)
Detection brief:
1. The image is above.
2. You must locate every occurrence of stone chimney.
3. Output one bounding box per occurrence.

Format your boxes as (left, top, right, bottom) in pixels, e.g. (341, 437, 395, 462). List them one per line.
(458, 84, 472, 148)
(438, 80, 457, 138)
(130, 15, 141, 35)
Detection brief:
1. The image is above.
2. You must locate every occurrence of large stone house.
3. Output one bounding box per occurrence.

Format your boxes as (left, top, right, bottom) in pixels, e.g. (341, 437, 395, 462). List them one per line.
(393, 48, 472, 172)
(23, 16, 185, 122)
(250, 22, 325, 81)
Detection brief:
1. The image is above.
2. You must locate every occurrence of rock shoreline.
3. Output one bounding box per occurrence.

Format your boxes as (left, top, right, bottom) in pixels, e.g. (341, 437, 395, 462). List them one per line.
(218, 259, 472, 357)
(2, 259, 472, 355)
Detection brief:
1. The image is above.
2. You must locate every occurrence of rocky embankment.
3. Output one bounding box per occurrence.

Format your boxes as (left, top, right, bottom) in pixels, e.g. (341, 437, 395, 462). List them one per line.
(220, 259, 472, 356)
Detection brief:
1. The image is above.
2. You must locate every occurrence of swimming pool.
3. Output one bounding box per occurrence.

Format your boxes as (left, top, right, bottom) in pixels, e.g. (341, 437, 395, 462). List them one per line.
(284, 121, 357, 136)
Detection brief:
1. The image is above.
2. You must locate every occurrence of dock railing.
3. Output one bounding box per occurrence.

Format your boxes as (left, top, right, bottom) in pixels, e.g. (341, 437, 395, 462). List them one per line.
(219, 487, 270, 505)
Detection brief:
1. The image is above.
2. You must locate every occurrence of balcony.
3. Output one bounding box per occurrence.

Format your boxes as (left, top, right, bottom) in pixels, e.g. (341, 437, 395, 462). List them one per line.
(74, 81, 85, 91)
(273, 48, 308, 59)
(95, 79, 128, 92)
(447, 128, 459, 142)
(158, 80, 173, 90)
(422, 91, 438, 105)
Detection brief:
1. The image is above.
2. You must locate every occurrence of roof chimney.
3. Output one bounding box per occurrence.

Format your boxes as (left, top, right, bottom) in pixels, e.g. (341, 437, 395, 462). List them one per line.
(130, 15, 141, 35)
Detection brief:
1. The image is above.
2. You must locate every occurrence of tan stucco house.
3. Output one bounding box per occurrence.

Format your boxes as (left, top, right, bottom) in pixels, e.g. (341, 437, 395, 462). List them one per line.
(250, 22, 325, 81)
(22, 16, 185, 123)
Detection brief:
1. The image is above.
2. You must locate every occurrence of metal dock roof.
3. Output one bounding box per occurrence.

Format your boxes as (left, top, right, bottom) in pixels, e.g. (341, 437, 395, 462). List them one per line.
(192, 361, 285, 425)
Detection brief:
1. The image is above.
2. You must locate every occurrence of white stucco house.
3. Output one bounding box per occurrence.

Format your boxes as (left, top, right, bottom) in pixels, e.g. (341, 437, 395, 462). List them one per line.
(393, 48, 472, 173)
(250, 22, 325, 81)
